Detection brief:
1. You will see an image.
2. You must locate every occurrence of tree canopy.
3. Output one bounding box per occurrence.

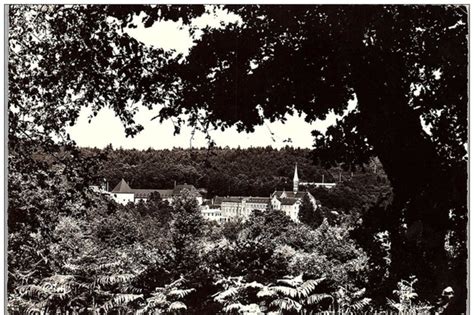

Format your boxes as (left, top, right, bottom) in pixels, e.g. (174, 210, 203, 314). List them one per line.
(132, 6, 467, 311)
(298, 194, 322, 229)
(8, 4, 468, 312)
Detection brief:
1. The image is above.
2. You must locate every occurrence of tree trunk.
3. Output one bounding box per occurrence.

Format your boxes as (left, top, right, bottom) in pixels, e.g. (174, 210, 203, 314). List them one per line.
(351, 45, 466, 312)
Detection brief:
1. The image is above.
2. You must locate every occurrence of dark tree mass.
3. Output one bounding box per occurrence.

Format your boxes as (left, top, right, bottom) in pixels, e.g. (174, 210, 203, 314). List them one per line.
(136, 6, 467, 310)
(93, 146, 345, 197)
(8, 4, 467, 314)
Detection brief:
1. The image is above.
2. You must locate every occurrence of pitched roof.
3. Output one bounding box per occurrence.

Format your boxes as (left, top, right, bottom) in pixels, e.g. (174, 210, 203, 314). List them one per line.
(280, 198, 300, 205)
(247, 197, 270, 204)
(111, 179, 132, 193)
(111, 181, 200, 198)
(133, 189, 174, 198)
(212, 196, 225, 206)
(173, 184, 198, 195)
(272, 190, 307, 199)
(222, 197, 245, 203)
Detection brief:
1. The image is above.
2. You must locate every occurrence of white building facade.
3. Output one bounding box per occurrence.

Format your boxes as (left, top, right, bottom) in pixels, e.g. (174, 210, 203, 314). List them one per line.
(200, 205, 223, 222)
(205, 164, 319, 223)
(107, 179, 204, 205)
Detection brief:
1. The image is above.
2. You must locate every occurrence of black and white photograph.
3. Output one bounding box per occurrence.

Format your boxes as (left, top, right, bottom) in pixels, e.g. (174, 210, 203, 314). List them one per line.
(5, 4, 469, 314)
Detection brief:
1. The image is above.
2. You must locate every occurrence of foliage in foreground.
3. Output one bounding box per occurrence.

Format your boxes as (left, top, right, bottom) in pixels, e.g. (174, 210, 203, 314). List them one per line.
(9, 187, 448, 314)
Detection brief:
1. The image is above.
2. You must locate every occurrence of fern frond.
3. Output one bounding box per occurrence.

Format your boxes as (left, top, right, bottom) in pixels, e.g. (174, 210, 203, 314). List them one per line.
(349, 297, 372, 311)
(166, 275, 186, 289)
(102, 293, 143, 312)
(168, 288, 195, 299)
(41, 280, 73, 299)
(97, 273, 135, 286)
(213, 287, 239, 302)
(136, 293, 166, 314)
(270, 285, 298, 298)
(270, 297, 302, 312)
(43, 274, 76, 284)
(387, 298, 403, 311)
(55, 289, 72, 300)
(123, 284, 143, 294)
(297, 278, 324, 298)
(276, 274, 304, 287)
(42, 281, 70, 293)
(215, 275, 244, 285)
(405, 292, 418, 299)
(63, 262, 81, 272)
(352, 288, 366, 299)
(17, 284, 50, 298)
(97, 260, 122, 271)
(413, 303, 433, 313)
(26, 300, 48, 315)
(168, 301, 187, 311)
(245, 281, 265, 289)
(145, 292, 167, 306)
(239, 303, 263, 313)
(224, 302, 245, 312)
(257, 287, 277, 298)
(307, 293, 332, 305)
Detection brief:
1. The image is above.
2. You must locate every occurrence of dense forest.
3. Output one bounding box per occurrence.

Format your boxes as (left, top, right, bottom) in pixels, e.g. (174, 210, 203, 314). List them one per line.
(88, 146, 388, 199)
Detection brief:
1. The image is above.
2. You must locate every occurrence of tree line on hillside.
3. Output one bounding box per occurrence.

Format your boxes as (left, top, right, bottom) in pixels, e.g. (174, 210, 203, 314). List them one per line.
(83, 146, 387, 199)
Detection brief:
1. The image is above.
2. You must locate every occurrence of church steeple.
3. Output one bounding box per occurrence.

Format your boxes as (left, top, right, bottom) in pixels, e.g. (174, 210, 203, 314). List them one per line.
(293, 163, 299, 193)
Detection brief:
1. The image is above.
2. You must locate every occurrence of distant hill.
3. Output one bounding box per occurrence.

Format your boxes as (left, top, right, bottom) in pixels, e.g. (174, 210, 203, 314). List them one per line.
(82, 146, 387, 198)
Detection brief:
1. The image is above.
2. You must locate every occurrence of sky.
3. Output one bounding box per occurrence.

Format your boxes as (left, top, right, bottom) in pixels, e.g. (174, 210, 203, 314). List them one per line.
(67, 7, 355, 150)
